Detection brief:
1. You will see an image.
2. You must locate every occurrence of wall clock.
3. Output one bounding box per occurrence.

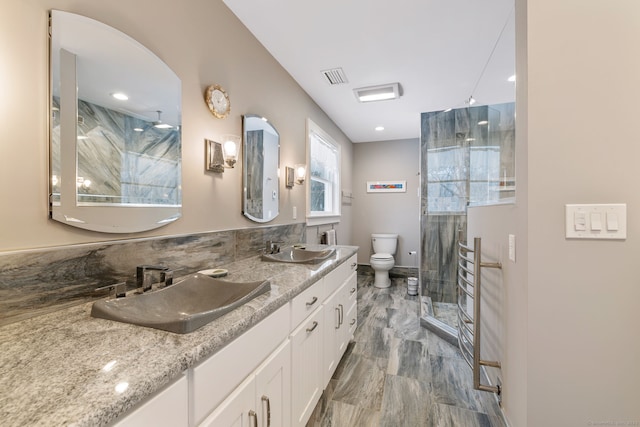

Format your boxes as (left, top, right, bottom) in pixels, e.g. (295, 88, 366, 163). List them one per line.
(205, 84, 230, 119)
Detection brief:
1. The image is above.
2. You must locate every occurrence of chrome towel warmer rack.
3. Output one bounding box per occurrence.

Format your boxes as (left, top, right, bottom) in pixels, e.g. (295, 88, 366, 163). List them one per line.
(457, 231, 502, 394)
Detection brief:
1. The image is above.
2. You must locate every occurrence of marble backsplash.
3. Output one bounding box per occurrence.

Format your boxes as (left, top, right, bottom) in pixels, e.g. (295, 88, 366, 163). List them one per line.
(0, 223, 305, 326)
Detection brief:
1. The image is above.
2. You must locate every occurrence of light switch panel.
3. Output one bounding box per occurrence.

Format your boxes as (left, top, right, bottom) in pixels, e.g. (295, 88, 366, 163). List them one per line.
(565, 204, 626, 240)
(508, 234, 516, 262)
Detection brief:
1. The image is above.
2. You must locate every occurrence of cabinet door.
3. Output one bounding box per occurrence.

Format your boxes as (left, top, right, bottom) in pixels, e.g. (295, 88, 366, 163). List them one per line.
(255, 340, 291, 427)
(290, 307, 324, 426)
(199, 374, 257, 427)
(322, 285, 342, 385)
(338, 271, 358, 357)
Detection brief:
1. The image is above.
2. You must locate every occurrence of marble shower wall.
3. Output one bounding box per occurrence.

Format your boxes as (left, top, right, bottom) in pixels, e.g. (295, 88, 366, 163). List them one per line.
(51, 97, 181, 205)
(420, 103, 515, 303)
(0, 223, 304, 326)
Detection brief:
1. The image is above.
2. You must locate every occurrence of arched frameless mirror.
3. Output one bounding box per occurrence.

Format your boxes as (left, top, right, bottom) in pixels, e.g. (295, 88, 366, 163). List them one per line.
(49, 10, 182, 233)
(242, 115, 280, 223)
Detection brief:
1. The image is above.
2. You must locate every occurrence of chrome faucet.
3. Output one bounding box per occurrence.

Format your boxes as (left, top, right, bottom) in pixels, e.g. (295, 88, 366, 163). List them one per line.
(136, 265, 172, 292)
(265, 240, 283, 254)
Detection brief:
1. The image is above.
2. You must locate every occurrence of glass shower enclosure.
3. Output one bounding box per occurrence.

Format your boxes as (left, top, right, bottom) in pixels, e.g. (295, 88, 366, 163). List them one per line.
(419, 103, 515, 334)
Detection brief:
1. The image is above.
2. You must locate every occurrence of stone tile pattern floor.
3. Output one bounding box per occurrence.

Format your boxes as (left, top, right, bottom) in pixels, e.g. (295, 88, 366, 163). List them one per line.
(306, 275, 506, 427)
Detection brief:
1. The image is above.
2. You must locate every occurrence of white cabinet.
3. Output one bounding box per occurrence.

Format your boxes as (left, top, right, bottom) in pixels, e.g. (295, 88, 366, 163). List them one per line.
(191, 304, 290, 425)
(200, 340, 291, 427)
(322, 268, 357, 385)
(322, 283, 343, 384)
(113, 374, 188, 427)
(114, 252, 358, 427)
(290, 306, 324, 426)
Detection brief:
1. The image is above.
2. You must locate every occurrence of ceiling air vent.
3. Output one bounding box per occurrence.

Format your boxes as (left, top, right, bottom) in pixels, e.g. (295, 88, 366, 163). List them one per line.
(321, 68, 348, 85)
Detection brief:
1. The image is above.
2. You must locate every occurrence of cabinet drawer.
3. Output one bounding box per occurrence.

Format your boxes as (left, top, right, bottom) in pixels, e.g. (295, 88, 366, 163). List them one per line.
(190, 304, 290, 425)
(114, 374, 188, 427)
(325, 255, 357, 297)
(291, 278, 325, 328)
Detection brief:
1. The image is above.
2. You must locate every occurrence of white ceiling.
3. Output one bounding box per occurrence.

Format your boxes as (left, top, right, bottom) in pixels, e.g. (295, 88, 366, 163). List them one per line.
(223, 0, 515, 143)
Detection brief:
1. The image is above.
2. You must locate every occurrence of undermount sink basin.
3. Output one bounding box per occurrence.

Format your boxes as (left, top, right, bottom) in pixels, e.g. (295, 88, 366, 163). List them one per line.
(262, 247, 335, 264)
(91, 274, 270, 334)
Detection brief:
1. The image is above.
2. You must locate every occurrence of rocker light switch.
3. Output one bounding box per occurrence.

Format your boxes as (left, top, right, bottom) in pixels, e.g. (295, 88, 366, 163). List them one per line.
(590, 213, 602, 231)
(607, 212, 619, 231)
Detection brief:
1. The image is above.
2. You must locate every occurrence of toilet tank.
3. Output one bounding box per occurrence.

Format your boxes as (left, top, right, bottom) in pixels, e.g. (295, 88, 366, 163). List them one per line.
(371, 234, 398, 255)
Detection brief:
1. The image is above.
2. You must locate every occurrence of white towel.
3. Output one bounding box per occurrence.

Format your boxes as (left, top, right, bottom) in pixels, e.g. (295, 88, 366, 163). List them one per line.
(326, 229, 337, 245)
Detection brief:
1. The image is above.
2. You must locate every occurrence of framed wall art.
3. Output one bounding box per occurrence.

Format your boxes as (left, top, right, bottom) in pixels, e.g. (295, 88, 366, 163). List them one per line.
(366, 181, 406, 193)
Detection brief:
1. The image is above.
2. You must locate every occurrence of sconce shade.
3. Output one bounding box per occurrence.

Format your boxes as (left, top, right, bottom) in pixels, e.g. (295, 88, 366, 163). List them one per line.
(294, 164, 306, 185)
(222, 134, 240, 168)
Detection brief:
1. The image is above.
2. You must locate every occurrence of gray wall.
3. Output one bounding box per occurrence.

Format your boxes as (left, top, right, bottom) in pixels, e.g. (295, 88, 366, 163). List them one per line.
(0, 0, 353, 252)
(471, 1, 640, 425)
(352, 139, 420, 267)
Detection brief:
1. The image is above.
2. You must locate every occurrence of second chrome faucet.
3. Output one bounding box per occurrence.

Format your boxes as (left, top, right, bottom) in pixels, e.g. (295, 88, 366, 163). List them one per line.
(136, 265, 173, 293)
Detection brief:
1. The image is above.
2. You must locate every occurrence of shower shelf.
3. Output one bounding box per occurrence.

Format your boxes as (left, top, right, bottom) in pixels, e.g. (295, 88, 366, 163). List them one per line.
(457, 231, 502, 394)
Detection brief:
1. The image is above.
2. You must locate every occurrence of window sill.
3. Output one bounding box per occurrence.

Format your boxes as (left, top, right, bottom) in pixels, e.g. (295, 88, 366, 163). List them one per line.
(306, 214, 340, 227)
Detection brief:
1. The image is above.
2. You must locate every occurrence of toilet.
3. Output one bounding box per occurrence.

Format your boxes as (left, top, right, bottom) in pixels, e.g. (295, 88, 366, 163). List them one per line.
(370, 233, 398, 289)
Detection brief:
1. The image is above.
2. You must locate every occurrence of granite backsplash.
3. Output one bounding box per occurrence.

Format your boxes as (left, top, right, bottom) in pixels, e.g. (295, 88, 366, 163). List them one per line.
(0, 223, 305, 326)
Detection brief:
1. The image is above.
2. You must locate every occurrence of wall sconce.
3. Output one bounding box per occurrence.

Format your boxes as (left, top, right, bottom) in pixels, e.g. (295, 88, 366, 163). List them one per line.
(205, 139, 224, 173)
(285, 167, 295, 188)
(294, 164, 306, 185)
(221, 134, 240, 168)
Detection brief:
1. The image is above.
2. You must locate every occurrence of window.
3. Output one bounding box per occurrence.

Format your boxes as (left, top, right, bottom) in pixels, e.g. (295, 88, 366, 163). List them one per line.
(307, 119, 340, 224)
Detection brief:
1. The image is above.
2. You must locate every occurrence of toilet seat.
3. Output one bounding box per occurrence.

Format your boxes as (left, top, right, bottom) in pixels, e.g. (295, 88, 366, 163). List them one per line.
(371, 253, 393, 261)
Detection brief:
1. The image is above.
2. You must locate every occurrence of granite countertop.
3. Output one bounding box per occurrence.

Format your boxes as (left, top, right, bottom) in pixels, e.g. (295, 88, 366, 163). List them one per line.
(0, 245, 358, 427)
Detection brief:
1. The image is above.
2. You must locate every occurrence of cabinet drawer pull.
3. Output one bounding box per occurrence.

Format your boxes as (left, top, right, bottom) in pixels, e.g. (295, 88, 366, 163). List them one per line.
(306, 321, 319, 333)
(261, 395, 271, 427)
(350, 287, 356, 295)
(335, 307, 341, 329)
(249, 409, 258, 427)
(351, 262, 357, 269)
(350, 318, 356, 326)
(305, 296, 318, 307)
(338, 304, 344, 326)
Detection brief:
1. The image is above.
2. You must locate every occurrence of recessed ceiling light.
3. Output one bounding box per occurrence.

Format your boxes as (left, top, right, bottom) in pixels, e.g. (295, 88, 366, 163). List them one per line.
(375, 126, 384, 131)
(465, 138, 476, 142)
(133, 127, 144, 132)
(478, 120, 489, 125)
(354, 83, 400, 103)
(508, 75, 516, 82)
(111, 92, 129, 101)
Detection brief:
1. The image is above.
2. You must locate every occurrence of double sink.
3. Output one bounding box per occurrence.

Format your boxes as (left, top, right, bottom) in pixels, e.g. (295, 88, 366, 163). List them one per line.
(91, 246, 335, 334)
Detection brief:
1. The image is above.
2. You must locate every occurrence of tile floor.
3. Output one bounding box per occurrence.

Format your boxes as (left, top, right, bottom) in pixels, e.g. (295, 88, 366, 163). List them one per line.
(306, 275, 506, 427)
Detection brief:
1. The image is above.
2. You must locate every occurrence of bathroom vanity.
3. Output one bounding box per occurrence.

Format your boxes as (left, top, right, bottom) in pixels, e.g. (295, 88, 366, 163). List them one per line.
(0, 245, 357, 427)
